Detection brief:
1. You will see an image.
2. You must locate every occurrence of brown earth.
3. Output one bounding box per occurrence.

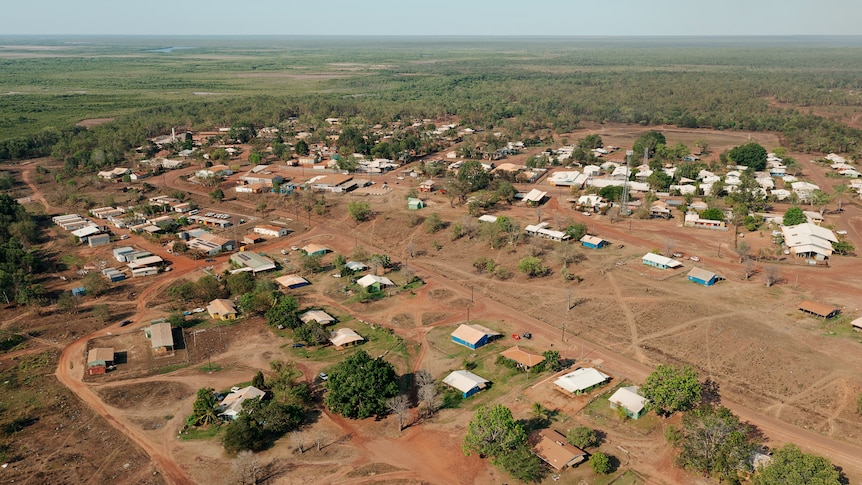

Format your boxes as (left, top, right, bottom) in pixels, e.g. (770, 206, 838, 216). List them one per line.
(5, 123, 862, 484)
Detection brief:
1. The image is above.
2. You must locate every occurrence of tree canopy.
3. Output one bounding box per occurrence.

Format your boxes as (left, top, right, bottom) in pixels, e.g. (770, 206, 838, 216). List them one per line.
(324, 350, 399, 419)
(727, 142, 767, 170)
(700, 208, 725, 221)
(675, 405, 759, 482)
(632, 131, 666, 158)
(753, 443, 842, 485)
(641, 364, 702, 415)
(458, 160, 491, 192)
(462, 404, 527, 459)
(783, 206, 806, 226)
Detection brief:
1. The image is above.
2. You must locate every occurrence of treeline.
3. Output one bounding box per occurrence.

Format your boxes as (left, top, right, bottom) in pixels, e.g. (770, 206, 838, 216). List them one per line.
(0, 195, 43, 305)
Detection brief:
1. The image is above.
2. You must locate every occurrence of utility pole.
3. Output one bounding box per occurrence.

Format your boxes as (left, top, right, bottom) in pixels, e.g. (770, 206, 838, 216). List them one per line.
(621, 150, 633, 216)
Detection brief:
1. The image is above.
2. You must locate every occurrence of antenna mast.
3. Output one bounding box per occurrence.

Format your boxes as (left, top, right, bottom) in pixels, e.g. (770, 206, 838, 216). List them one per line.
(621, 150, 633, 216)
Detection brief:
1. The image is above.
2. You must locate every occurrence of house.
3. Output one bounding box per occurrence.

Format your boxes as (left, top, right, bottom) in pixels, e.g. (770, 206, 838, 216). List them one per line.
(781, 223, 837, 260)
(798, 300, 840, 319)
(242, 234, 265, 245)
(301, 244, 330, 257)
(576, 194, 606, 211)
(553, 368, 611, 395)
(345, 261, 368, 272)
(275, 274, 310, 289)
(253, 225, 289, 238)
(525, 222, 569, 242)
(548, 171, 587, 187)
(218, 386, 265, 420)
(329, 328, 364, 348)
(687, 267, 721, 286)
(642, 253, 682, 270)
(188, 215, 233, 229)
(195, 164, 232, 178)
(418, 180, 435, 192)
(407, 198, 424, 210)
(300, 310, 336, 326)
(87, 347, 114, 376)
(580, 235, 607, 249)
(207, 299, 237, 320)
(478, 215, 498, 223)
(98, 167, 131, 180)
(649, 204, 672, 219)
(500, 346, 545, 371)
(851, 317, 862, 331)
(609, 386, 648, 419)
(443, 370, 490, 398)
(450, 324, 501, 350)
(145, 322, 174, 353)
(356, 274, 395, 291)
(530, 429, 588, 470)
(230, 252, 276, 274)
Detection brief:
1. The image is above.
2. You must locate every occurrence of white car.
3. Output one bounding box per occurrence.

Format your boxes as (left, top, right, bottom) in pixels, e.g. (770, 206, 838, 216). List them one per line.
(689, 256, 700, 262)
(192, 308, 205, 313)
(836, 230, 848, 235)
(583, 212, 591, 216)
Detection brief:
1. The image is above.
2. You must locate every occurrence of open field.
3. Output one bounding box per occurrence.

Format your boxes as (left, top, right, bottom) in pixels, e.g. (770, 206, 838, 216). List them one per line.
(1, 36, 862, 484)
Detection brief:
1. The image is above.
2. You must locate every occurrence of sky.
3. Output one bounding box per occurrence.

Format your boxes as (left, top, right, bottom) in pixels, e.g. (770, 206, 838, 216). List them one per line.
(3, 0, 862, 37)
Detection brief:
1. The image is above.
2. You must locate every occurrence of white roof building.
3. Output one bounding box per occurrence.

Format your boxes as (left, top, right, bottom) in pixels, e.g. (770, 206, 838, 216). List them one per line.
(553, 368, 610, 394)
(356, 274, 395, 288)
(443, 370, 489, 395)
(608, 386, 648, 416)
(329, 328, 364, 347)
(642, 252, 683, 268)
(781, 223, 837, 259)
(218, 386, 265, 420)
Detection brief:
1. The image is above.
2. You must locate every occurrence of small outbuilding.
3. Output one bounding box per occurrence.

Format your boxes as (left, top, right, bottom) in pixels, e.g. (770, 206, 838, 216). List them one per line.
(87, 347, 114, 375)
(230, 252, 276, 274)
(145, 321, 174, 353)
(407, 198, 424, 210)
(851, 317, 862, 331)
(530, 429, 588, 470)
(207, 299, 237, 320)
(798, 300, 840, 319)
(609, 385, 648, 419)
(580, 235, 607, 249)
(300, 309, 336, 326)
(301, 244, 331, 257)
(450, 324, 501, 350)
(443, 370, 489, 398)
(687, 267, 721, 286)
(356, 274, 395, 291)
(276, 274, 310, 289)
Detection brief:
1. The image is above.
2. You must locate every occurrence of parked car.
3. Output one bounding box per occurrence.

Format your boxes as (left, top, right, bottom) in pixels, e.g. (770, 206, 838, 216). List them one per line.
(205, 258, 216, 262)
(183, 311, 192, 316)
(119, 319, 132, 327)
(291, 246, 299, 251)
(837, 230, 848, 235)
(119, 234, 129, 240)
(512, 334, 521, 340)
(689, 256, 700, 262)
(292, 343, 305, 348)
(192, 308, 205, 313)
(522, 332, 532, 339)
(318, 373, 328, 381)
(281, 249, 289, 255)
(672, 252, 683, 258)
(583, 212, 591, 216)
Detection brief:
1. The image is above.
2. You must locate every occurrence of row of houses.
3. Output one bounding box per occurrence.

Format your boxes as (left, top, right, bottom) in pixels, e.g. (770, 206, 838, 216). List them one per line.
(52, 214, 111, 247)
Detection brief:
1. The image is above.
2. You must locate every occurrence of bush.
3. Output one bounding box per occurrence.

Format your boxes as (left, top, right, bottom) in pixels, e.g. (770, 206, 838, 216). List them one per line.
(590, 451, 612, 474)
(348, 201, 372, 222)
(518, 257, 548, 278)
(566, 426, 599, 449)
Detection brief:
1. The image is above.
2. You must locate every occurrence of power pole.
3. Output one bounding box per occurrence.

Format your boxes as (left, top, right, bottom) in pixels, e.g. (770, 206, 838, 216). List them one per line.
(621, 150, 633, 216)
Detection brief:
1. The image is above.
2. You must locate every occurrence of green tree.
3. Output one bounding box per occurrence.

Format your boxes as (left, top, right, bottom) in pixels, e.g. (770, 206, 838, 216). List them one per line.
(518, 257, 548, 278)
(700, 208, 725, 221)
(82, 271, 109, 297)
(754, 443, 841, 485)
(252, 371, 265, 389)
(348, 201, 372, 222)
(92, 304, 111, 322)
(265, 294, 300, 329)
(462, 404, 527, 459)
(727, 142, 767, 170)
(457, 160, 491, 192)
(675, 405, 758, 482)
(578, 134, 603, 149)
(192, 388, 218, 426)
(646, 171, 673, 191)
(590, 451, 612, 474)
(564, 223, 588, 241)
(783, 206, 806, 226)
(633, 131, 666, 158)
(210, 188, 225, 202)
(641, 364, 702, 415)
(300, 253, 322, 274)
(222, 413, 265, 453)
(294, 139, 309, 156)
(497, 445, 546, 483)
(226, 271, 255, 296)
(832, 240, 855, 255)
(598, 185, 627, 202)
(566, 426, 599, 449)
(324, 350, 399, 419)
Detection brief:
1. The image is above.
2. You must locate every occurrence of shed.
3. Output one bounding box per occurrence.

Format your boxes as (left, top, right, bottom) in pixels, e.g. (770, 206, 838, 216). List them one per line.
(329, 328, 364, 348)
(301, 244, 330, 257)
(450, 324, 501, 350)
(407, 198, 424, 210)
(687, 267, 720, 286)
(500, 346, 545, 371)
(88, 233, 111, 247)
(230, 252, 276, 274)
(553, 368, 610, 395)
(71, 287, 87, 297)
(798, 300, 840, 319)
(609, 385, 648, 419)
(87, 347, 114, 375)
(642, 252, 682, 270)
(145, 322, 174, 352)
(443, 370, 489, 398)
(851, 317, 862, 331)
(580, 235, 607, 249)
(522, 189, 547, 205)
(530, 429, 587, 470)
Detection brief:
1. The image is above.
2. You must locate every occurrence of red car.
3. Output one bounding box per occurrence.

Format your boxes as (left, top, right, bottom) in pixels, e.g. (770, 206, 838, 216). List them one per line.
(512, 334, 521, 340)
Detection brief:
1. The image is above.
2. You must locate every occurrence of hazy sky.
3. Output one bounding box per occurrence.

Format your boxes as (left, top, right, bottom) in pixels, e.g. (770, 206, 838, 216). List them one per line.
(4, 0, 862, 36)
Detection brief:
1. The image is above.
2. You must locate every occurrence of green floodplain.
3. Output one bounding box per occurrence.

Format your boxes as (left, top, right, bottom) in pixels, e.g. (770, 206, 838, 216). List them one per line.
(2, 35, 862, 161)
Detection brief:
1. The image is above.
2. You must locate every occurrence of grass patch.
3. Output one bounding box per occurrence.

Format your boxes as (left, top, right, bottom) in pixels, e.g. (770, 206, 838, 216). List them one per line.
(582, 386, 661, 436)
(157, 363, 190, 375)
(179, 423, 223, 441)
(198, 363, 222, 373)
